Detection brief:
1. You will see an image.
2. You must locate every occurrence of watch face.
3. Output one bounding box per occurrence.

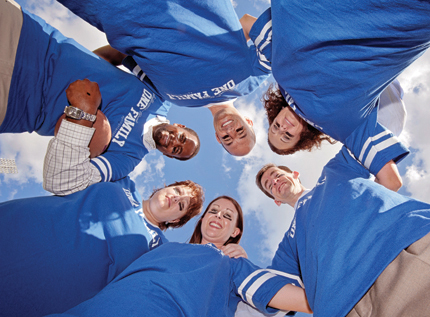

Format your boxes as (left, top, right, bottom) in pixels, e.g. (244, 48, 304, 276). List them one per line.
(65, 106, 83, 119)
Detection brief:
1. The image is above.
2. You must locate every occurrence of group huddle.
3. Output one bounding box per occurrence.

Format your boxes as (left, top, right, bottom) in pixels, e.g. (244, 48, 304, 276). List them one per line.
(2, 0, 430, 316)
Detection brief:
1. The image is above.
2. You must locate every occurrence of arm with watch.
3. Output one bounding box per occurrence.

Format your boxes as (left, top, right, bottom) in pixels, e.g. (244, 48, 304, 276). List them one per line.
(43, 79, 103, 196)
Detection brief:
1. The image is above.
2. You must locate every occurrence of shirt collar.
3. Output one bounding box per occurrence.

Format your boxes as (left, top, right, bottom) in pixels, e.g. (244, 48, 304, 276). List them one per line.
(143, 115, 170, 151)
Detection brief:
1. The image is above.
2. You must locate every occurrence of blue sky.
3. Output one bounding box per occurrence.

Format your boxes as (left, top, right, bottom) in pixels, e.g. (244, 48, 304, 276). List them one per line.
(2, 1, 430, 316)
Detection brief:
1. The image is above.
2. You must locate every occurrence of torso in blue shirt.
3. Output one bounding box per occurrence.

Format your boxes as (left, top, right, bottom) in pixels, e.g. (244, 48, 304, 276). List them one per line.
(270, 147, 430, 316)
(2, 10, 169, 182)
(57, 243, 290, 317)
(56, 0, 271, 107)
(249, 2, 430, 174)
(0, 177, 167, 316)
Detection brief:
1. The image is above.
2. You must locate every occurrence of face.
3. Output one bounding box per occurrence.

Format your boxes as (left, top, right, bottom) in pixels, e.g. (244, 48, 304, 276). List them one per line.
(213, 108, 255, 156)
(268, 107, 305, 151)
(148, 185, 194, 224)
(200, 198, 240, 247)
(260, 167, 300, 205)
(153, 123, 198, 160)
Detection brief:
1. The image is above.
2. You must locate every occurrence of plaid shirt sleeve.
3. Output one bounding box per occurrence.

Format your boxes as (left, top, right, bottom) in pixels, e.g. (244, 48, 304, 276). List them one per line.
(43, 120, 102, 196)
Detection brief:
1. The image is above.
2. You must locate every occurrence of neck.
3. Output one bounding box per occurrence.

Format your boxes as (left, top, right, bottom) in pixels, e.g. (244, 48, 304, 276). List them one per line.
(200, 238, 223, 249)
(142, 199, 160, 227)
(286, 186, 307, 208)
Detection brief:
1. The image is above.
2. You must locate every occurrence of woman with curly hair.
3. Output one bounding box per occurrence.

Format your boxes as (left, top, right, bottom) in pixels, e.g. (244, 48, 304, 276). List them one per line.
(263, 84, 335, 155)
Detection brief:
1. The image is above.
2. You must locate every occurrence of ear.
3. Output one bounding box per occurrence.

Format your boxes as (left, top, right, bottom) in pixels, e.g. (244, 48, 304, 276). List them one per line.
(274, 200, 282, 207)
(173, 123, 186, 128)
(244, 116, 253, 127)
(231, 227, 241, 238)
(215, 132, 222, 144)
(293, 171, 300, 179)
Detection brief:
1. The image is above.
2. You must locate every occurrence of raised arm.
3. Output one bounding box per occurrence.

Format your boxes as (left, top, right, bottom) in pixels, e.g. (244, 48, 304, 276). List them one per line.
(268, 284, 312, 314)
(43, 79, 102, 195)
(240, 14, 257, 41)
(374, 160, 403, 192)
(93, 45, 127, 66)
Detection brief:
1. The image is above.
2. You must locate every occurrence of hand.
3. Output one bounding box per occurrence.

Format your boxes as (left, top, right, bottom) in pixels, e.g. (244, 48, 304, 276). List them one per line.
(221, 244, 248, 259)
(66, 79, 101, 115)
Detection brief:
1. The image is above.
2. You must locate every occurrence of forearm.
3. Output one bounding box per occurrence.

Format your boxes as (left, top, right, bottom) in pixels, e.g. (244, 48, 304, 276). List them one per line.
(374, 160, 403, 192)
(268, 284, 312, 314)
(43, 120, 101, 195)
(240, 14, 257, 41)
(93, 45, 127, 66)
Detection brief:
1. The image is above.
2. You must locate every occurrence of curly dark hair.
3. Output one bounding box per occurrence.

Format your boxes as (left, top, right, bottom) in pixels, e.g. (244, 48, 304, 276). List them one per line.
(263, 84, 335, 155)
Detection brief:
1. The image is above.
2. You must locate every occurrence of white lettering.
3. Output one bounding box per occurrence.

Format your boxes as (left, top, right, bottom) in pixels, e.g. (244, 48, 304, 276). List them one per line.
(211, 79, 236, 96)
(137, 89, 154, 110)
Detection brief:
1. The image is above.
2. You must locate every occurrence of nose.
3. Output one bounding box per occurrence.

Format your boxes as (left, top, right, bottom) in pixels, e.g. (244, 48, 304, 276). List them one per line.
(215, 211, 222, 218)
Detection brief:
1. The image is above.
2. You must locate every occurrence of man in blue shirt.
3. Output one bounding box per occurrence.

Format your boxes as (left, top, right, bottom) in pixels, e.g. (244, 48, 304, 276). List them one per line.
(255, 151, 430, 316)
(1, 1, 200, 195)
(54, 0, 273, 156)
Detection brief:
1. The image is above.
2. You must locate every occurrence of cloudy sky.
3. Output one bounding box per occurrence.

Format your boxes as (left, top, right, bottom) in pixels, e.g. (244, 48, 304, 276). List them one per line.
(1, 1, 430, 315)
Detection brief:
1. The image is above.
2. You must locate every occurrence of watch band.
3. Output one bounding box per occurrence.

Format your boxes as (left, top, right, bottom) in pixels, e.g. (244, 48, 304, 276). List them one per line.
(64, 105, 97, 122)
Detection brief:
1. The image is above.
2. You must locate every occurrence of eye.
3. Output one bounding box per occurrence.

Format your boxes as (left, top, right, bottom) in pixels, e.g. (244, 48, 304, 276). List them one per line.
(180, 133, 186, 143)
(179, 202, 184, 211)
(236, 127, 244, 134)
(208, 208, 218, 214)
(223, 214, 232, 221)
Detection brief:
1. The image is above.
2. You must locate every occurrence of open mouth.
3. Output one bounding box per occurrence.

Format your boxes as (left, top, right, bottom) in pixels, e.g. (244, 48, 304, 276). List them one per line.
(284, 117, 294, 127)
(209, 221, 222, 229)
(222, 119, 234, 128)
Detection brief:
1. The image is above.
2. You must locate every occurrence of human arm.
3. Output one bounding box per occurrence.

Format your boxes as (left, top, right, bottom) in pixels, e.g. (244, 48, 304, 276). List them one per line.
(43, 79, 103, 195)
(93, 45, 127, 66)
(221, 244, 248, 259)
(374, 160, 402, 191)
(268, 284, 312, 314)
(240, 14, 257, 41)
(246, 8, 272, 73)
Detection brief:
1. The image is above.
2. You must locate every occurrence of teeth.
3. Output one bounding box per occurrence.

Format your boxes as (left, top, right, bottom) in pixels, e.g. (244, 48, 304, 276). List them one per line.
(210, 221, 222, 229)
(222, 120, 233, 127)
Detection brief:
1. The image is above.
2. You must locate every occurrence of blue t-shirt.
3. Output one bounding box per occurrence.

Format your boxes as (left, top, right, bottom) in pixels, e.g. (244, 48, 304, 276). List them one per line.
(269, 147, 430, 316)
(249, 1, 430, 174)
(2, 10, 170, 182)
(0, 177, 167, 316)
(54, 242, 290, 317)
(56, 0, 271, 107)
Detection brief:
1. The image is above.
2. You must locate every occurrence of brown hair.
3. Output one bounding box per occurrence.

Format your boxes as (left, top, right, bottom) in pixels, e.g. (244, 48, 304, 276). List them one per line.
(151, 180, 205, 230)
(189, 195, 244, 246)
(255, 163, 293, 199)
(263, 84, 335, 155)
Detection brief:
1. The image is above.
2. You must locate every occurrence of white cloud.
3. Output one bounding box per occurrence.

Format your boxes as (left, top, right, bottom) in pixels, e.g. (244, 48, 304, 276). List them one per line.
(22, 0, 108, 50)
(398, 50, 430, 202)
(0, 133, 51, 184)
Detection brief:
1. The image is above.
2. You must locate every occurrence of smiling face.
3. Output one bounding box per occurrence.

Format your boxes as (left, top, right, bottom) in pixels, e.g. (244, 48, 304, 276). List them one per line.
(268, 107, 305, 152)
(200, 198, 241, 248)
(260, 167, 301, 205)
(146, 185, 194, 225)
(153, 123, 198, 160)
(213, 107, 255, 156)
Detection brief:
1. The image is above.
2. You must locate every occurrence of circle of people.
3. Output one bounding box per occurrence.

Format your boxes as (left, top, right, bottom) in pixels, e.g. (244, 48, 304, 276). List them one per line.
(1, 0, 430, 316)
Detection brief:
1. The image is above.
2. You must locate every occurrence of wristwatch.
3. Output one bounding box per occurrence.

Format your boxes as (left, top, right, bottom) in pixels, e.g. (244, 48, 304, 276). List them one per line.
(64, 106, 97, 122)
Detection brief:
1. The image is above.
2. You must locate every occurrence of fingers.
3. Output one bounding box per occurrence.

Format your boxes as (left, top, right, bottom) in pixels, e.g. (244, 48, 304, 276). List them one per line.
(221, 244, 248, 259)
(66, 79, 101, 114)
